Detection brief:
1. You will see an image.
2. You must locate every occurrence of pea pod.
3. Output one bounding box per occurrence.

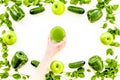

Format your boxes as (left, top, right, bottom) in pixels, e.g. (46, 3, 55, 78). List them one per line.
(30, 6, 45, 15)
(68, 6, 85, 14)
(87, 9, 103, 23)
(69, 61, 85, 69)
(9, 5, 25, 21)
(11, 51, 28, 69)
(88, 55, 104, 72)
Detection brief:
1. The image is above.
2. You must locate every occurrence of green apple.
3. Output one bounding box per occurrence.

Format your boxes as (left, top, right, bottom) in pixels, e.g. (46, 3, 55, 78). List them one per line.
(50, 26, 65, 42)
(50, 60, 64, 74)
(100, 32, 113, 45)
(3, 31, 17, 45)
(51, 1, 65, 15)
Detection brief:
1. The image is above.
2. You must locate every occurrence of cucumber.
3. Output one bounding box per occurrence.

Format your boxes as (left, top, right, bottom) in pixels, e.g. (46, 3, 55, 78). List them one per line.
(68, 61, 85, 69)
(30, 6, 45, 15)
(67, 6, 85, 14)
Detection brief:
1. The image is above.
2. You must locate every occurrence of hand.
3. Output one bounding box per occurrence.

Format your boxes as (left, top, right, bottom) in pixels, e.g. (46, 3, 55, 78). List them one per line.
(46, 36, 66, 57)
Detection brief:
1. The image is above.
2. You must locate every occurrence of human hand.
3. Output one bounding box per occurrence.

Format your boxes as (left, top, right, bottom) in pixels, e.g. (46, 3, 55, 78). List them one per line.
(46, 36, 66, 57)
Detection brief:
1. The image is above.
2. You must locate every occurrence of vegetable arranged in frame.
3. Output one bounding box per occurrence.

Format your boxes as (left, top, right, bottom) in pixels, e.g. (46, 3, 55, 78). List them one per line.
(88, 55, 104, 72)
(68, 6, 85, 14)
(87, 9, 103, 23)
(30, 6, 45, 15)
(11, 51, 28, 69)
(68, 61, 85, 69)
(31, 60, 40, 67)
(9, 5, 25, 21)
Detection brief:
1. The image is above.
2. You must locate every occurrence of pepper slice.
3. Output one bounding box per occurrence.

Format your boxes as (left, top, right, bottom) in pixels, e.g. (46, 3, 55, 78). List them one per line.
(11, 51, 28, 69)
(9, 5, 25, 21)
(88, 55, 104, 72)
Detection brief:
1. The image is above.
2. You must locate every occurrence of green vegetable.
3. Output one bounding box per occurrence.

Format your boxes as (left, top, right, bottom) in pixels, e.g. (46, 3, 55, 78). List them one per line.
(9, 5, 25, 21)
(80, 0, 91, 4)
(106, 48, 114, 55)
(59, 0, 67, 4)
(11, 51, 28, 69)
(68, 61, 85, 69)
(11, 0, 22, 6)
(102, 23, 107, 29)
(30, 6, 45, 15)
(0, 72, 9, 79)
(87, 9, 103, 23)
(31, 60, 40, 67)
(23, 0, 31, 7)
(33, 0, 41, 6)
(68, 6, 85, 14)
(44, 0, 54, 3)
(110, 42, 120, 47)
(45, 71, 61, 80)
(70, 0, 78, 4)
(88, 55, 104, 72)
(12, 73, 21, 79)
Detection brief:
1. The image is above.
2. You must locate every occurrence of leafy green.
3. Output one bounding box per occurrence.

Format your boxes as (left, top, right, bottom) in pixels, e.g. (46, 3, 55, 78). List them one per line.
(44, 0, 54, 3)
(45, 71, 61, 80)
(0, 72, 9, 79)
(12, 73, 21, 79)
(104, 0, 111, 4)
(59, 0, 67, 4)
(112, 5, 119, 11)
(106, 48, 114, 55)
(102, 23, 107, 29)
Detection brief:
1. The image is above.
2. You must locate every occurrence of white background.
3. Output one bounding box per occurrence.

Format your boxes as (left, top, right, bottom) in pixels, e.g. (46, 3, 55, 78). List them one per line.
(1, 0, 120, 80)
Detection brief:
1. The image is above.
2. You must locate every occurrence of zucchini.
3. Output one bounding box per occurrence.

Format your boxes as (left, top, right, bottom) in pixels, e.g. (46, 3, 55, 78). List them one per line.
(68, 61, 85, 69)
(68, 6, 85, 14)
(30, 6, 45, 15)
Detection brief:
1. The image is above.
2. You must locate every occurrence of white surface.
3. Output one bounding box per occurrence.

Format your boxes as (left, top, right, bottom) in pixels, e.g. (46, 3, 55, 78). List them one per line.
(1, 0, 120, 80)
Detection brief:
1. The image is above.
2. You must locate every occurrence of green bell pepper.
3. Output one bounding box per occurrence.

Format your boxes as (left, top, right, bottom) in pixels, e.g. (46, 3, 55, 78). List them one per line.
(88, 55, 104, 72)
(31, 60, 40, 67)
(9, 5, 25, 21)
(87, 9, 103, 23)
(11, 51, 28, 69)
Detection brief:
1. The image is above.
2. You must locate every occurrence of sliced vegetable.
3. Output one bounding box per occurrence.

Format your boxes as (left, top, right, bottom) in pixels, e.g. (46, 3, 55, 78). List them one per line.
(88, 55, 104, 72)
(30, 6, 45, 15)
(11, 51, 28, 69)
(9, 5, 25, 21)
(87, 9, 103, 23)
(31, 60, 40, 67)
(68, 61, 85, 69)
(68, 6, 85, 14)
